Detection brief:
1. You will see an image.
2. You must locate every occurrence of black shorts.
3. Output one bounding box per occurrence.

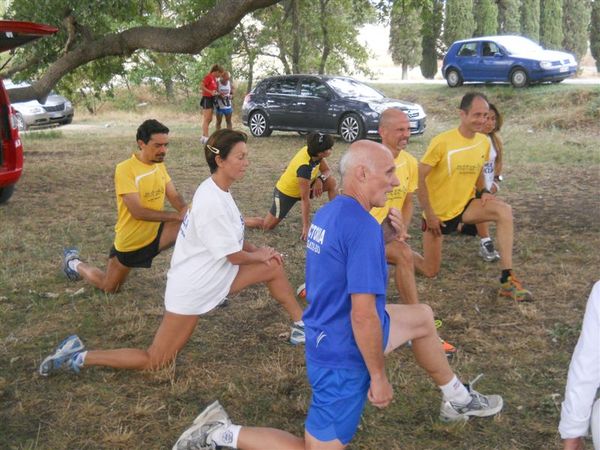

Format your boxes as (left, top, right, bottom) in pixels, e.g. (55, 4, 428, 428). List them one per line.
(109, 223, 164, 268)
(421, 198, 475, 236)
(269, 188, 299, 220)
(200, 96, 215, 109)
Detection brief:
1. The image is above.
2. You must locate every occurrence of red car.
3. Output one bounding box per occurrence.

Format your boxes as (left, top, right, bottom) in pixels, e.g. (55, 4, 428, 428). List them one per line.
(0, 20, 57, 204)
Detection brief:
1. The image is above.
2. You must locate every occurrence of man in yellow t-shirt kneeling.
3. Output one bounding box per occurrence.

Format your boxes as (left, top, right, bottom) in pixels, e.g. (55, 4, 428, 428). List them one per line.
(61, 119, 187, 293)
(417, 93, 532, 302)
(245, 132, 337, 241)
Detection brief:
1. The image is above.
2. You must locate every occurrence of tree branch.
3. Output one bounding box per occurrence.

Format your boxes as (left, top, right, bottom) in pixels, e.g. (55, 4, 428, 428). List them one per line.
(6, 0, 280, 103)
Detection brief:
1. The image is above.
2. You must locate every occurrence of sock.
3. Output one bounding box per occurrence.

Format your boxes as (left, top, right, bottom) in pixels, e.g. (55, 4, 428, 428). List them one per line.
(200, 135, 208, 144)
(294, 320, 304, 328)
(439, 375, 471, 405)
(480, 237, 492, 244)
(68, 259, 81, 272)
(73, 350, 87, 369)
(500, 269, 512, 283)
(210, 424, 241, 448)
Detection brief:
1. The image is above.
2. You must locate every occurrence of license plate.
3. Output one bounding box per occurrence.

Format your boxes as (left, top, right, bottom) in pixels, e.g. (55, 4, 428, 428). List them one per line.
(410, 121, 417, 128)
(559, 66, 568, 73)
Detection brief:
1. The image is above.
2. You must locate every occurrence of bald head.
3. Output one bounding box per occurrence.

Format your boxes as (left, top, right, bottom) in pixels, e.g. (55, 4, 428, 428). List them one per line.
(339, 140, 398, 210)
(378, 108, 411, 155)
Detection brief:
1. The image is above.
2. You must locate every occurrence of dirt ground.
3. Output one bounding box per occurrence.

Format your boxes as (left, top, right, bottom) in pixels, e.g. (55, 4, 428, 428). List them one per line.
(1, 85, 599, 449)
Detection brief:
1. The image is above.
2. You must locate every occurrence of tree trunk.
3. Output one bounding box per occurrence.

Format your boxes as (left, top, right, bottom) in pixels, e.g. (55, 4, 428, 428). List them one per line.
(291, 0, 301, 73)
(402, 64, 408, 80)
(318, 0, 331, 74)
(5, 0, 280, 103)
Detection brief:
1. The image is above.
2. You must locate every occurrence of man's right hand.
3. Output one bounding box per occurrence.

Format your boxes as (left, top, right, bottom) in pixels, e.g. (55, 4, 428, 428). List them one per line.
(368, 375, 393, 409)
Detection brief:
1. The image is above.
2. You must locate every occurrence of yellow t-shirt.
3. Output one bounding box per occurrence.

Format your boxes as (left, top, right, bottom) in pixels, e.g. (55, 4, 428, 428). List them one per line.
(275, 146, 321, 198)
(370, 150, 418, 224)
(421, 128, 489, 221)
(113, 154, 171, 252)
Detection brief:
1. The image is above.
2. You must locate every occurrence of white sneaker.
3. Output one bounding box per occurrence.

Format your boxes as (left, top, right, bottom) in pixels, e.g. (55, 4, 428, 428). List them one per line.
(290, 323, 305, 345)
(172, 401, 231, 450)
(439, 375, 503, 422)
(479, 240, 500, 262)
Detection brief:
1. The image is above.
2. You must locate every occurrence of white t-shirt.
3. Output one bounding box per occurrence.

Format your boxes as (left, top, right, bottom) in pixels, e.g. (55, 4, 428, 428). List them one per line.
(216, 79, 232, 109)
(165, 177, 244, 315)
(483, 137, 497, 191)
(559, 281, 600, 442)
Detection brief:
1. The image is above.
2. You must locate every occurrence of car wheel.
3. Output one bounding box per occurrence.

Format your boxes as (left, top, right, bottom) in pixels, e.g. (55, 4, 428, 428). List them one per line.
(446, 69, 463, 88)
(510, 68, 529, 88)
(339, 113, 365, 143)
(297, 131, 309, 136)
(0, 184, 15, 204)
(249, 111, 272, 137)
(61, 117, 73, 125)
(15, 112, 27, 131)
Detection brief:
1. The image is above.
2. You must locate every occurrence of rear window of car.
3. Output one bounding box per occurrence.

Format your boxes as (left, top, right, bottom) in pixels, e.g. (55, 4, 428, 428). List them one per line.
(457, 43, 478, 57)
(265, 78, 298, 95)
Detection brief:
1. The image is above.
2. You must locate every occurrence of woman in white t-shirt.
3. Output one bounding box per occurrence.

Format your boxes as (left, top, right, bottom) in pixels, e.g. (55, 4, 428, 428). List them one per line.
(39, 130, 306, 377)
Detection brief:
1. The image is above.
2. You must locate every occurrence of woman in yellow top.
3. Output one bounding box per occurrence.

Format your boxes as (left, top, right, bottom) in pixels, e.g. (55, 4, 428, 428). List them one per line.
(245, 133, 337, 240)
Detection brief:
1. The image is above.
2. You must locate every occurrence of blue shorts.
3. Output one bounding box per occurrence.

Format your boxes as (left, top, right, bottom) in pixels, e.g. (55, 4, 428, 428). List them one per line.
(216, 106, 232, 116)
(305, 365, 370, 445)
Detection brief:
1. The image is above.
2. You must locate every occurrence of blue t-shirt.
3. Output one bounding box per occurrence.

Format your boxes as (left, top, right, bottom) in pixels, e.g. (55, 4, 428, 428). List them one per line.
(303, 195, 388, 371)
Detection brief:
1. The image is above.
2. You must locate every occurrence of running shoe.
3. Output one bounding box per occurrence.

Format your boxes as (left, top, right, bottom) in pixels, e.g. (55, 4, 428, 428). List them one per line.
(290, 323, 305, 345)
(172, 400, 231, 450)
(439, 374, 504, 422)
(441, 338, 457, 357)
(499, 275, 533, 302)
(39, 335, 85, 376)
(62, 248, 82, 281)
(479, 240, 500, 262)
(296, 283, 306, 299)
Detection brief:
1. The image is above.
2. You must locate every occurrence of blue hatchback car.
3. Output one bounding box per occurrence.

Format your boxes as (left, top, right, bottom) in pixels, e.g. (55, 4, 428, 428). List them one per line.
(442, 35, 577, 88)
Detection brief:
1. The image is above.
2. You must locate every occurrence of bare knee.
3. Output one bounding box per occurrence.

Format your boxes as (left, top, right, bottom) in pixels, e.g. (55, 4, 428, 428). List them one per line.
(419, 264, 439, 278)
(413, 304, 436, 335)
(387, 241, 412, 266)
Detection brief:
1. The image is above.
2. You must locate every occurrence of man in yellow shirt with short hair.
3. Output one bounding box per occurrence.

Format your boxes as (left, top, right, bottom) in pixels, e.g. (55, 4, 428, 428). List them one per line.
(61, 119, 187, 293)
(417, 93, 532, 302)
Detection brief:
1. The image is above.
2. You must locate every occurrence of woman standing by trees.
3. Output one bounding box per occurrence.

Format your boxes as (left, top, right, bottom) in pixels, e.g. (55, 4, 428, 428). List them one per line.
(200, 64, 224, 144)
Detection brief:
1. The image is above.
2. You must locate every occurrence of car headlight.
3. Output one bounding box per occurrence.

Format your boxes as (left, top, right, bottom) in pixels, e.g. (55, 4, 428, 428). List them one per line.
(539, 61, 553, 70)
(24, 106, 45, 114)
(65, 101, 72, 109)
(368, 102, 387, 114)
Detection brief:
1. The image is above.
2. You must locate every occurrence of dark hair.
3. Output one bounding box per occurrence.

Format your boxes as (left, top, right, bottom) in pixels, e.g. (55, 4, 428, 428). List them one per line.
(205, 129, 248, 174)
(210, 64, 224, 74)
(306, 132, 334, 157)
(136, 119, 169, 144)
(459, 92, 489, 112)
(488, 103, 503, 131)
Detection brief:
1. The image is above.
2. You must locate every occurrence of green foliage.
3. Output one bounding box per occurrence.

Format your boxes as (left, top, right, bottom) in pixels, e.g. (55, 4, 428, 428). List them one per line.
(420, 0, 444, 79)
(497, 0, 520, 34)
(520, 0, 540, 41)
(540, 0, 564, 49)
(248, 0, 375, 77)
(562, 0, 592, 64)
(443, 0, 476, 47)
(592, 1, 600, 71)
(389, 0, 422, 79)
(473, 0, 498, 36)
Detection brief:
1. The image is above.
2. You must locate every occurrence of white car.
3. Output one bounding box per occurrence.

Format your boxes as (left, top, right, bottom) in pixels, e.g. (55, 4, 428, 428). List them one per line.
(6, 81, 74, 131)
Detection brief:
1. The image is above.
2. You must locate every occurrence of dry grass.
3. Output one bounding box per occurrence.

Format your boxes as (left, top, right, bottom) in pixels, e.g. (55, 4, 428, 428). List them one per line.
(0, 84, 599, 449)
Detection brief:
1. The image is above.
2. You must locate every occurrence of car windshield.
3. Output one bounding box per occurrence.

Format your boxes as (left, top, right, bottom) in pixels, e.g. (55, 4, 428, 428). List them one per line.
(496, 36, 544, 55)
(326, 78, 383, 99)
